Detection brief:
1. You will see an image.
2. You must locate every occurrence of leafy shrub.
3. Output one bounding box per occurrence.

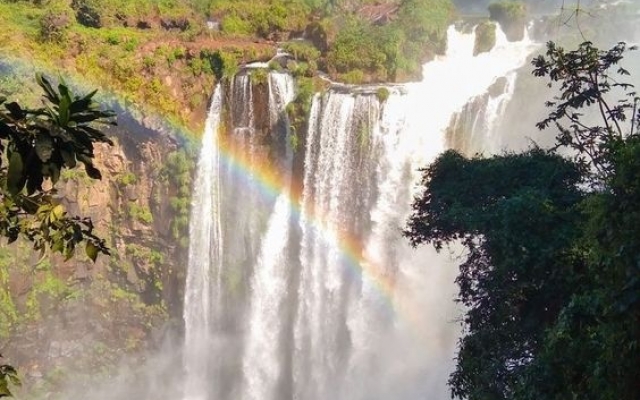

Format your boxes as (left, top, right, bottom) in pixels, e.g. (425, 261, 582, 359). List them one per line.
(286, 76, 316, 136)
(250, 68, 269, 85)
(268, 60, 283, 71)
(376, 87, 390, 103)
(117, 171, 137, 186)
(214, 0, 308, 39)
(290, 61, 316, 78)
(340, 69, 365, 84)
(106, 32, 120, 45)
(328, 17, 377, 74)
(282, 40, 321, 62)
(220, 14, 252, 36)
(326, 0, 453, 84)
(207, 49, 240, 80)
(128, 203, 153, 224)
(123, 37, 138, 51)
(188, 57, 205, 76)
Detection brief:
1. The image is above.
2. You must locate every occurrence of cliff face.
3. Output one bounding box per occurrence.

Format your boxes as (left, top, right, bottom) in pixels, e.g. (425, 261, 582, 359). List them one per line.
(0, 115, 194, 395)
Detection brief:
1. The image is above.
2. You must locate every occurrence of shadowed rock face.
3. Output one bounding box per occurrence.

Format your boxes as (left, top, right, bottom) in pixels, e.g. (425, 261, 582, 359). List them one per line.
(489, 2, 527, 42)
(2, 112, 191, 393)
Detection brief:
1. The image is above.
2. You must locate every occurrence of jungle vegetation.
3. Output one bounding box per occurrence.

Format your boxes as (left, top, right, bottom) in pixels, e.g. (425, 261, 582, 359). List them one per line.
(0, 0, 464, 130)
(0, 74, 115, 396)
(406, 41, 640, 400)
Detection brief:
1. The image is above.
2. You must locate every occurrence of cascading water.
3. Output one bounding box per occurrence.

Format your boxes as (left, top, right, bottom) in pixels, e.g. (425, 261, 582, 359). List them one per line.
(240, 72, 295, 400)
(183, 24, 539, 400)
(183, 85, 223, 400)
(294, 92, 382, 400)
(446, 72, 519, 155)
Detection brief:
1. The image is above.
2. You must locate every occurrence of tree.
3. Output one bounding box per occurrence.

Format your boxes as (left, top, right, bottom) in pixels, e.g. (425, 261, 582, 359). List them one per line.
(0, 74, 115, 396)
(405, 148, 584, 400)
(0, 73, 113, 260)
(406, 41, 640, 400)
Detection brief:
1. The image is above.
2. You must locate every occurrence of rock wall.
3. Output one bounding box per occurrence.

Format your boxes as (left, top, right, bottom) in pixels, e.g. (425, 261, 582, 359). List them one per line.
(0, 116, 194, 396)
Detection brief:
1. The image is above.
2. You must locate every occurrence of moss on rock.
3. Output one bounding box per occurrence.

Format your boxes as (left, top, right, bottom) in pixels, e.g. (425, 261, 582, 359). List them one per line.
(473, 21, 496, 56)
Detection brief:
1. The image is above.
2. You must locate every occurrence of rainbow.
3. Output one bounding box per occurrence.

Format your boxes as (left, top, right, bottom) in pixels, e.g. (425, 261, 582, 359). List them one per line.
(4, 56, 435, 340)
(214, 128, 433, 341)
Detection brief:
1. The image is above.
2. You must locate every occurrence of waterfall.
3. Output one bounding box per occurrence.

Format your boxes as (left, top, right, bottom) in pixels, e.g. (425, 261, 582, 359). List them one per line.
(241, 194, 292, 400)
(294, 92, 381, 400)
(184, 24, 539, 400)
(183, 85, 224, 400)
(447, 73, 519, 155)
(240, 71, 295, 400)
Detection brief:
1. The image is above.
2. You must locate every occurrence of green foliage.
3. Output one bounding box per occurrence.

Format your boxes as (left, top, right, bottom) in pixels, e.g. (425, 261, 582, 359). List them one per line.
(125, 243, 164, 265)
(0, 74, 113, 261)
(25, 268, 78, 320)
(207, 50, 240, 80)
(398, 0, 451, 44)
(128, 202, 153, 224)
(0, 361, 20, 398)
(328, 16, 382, 74)
(250, 68, 269, 86)
(339, 69, 365, 84)
(219, 14, 252, 36)
(407, 41, 640, 400)
(375, 87, 390, 103)
(408, 149, 584, 400)
(187, 57, 204, 76)
(532, 41, 637, 183)
(285, 76, 316, 138)
(70, 0, 196, 29)
(105, 32, 120, 45)
(160, 149, 193, 246)
(522, 40, 640, 400)
(215, 0, 309, 39)
(281, 40, 321, 63)
(327, 0, 452, 83)
(268, 60, 282, 71)
(116, 171, 137, 186)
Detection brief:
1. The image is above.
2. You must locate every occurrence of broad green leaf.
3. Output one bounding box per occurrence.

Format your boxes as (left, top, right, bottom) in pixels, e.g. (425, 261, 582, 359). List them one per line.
(69, 89, 97, 114)
(84, 163, 102, 180)
(51, 204, 65, 222)
(58, 81, 70, 101)
(7, 152, 25, 195)
(4, 102, 24, 120)
(0, 379, 11, 398)
(37, 204, 51, 217)
(86, 241, 99, 262)
(52, 239, 64, 253)
(58, 91, 70, 127)
(36, 73, 59, 104)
